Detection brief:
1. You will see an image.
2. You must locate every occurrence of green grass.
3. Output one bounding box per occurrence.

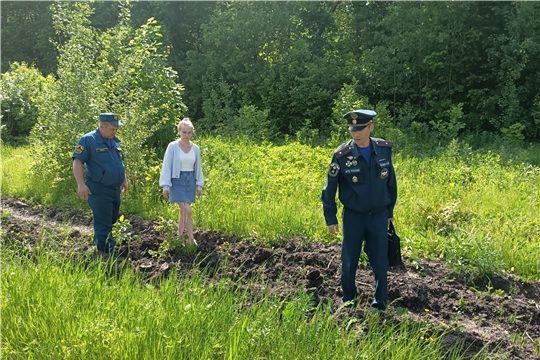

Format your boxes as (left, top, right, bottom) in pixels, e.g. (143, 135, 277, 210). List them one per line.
(1, 247, 491, 360)
(1, 145, 35, 197)
(2, 136, 540, 281)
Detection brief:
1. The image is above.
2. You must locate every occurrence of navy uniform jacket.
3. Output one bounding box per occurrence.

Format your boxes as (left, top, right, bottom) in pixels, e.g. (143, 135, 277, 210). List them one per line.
(321, 138, 397, 226)
(72, 128, 125, 188)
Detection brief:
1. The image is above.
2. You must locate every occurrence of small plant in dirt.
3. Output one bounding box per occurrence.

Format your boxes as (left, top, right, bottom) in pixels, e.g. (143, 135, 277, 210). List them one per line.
(508, 312, 524, 325)
(1, 209, 13, 220)
(511, 332, 528, 348)
(153, 218, 195, 256)
(155, 218, 177, 239)
(455, 297, 467, 313)
(469, 287, 482, 299)
(486, 283, 506, 297)
(111, 215, 135, 246)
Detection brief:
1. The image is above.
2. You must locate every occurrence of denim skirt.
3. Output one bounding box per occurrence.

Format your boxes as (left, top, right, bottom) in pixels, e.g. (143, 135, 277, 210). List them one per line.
(170, 171, 196, 203)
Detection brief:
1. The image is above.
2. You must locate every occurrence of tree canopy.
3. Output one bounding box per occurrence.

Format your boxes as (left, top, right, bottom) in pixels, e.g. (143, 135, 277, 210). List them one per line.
(2, 1, 540, 142)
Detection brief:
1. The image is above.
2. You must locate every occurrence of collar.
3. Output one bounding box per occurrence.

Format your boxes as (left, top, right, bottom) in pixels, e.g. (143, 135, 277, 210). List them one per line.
(94, 128, 118, 144)
(349, 138, 376, 158)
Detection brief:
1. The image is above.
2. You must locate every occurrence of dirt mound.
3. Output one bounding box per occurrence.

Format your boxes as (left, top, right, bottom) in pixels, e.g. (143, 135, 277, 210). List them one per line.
(2, 196, 539, 359)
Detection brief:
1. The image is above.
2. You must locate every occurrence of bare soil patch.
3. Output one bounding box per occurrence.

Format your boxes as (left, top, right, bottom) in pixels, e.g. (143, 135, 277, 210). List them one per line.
(2, 196, 539, 359)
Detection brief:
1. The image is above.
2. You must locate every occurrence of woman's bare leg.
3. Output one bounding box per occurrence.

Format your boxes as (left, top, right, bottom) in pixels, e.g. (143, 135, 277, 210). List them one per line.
(177, 202, 186, 237)
(183, 203, 195, 244)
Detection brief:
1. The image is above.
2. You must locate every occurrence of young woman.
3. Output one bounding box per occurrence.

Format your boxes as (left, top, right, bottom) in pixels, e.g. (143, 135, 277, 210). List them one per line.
(159, 118, 204, 246)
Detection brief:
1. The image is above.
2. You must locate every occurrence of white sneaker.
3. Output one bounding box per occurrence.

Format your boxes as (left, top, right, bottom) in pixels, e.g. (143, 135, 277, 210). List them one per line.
(189, 238, 198, 246)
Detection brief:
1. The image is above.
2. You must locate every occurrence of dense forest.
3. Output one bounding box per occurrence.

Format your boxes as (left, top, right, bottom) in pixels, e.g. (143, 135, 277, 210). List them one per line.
(2, 1, 540, 144)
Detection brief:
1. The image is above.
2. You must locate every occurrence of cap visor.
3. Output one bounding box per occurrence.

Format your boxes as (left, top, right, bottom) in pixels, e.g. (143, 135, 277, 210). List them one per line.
(349, 126, 367, 131)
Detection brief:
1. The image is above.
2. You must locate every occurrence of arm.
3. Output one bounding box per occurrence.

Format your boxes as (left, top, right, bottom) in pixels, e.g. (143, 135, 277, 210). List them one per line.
(73, 158, 91, 200)
(387, 150, 398, 222)
(321, 156, 340, 230)
(159, 143, 174, 191)
(194, 144, 204, 191)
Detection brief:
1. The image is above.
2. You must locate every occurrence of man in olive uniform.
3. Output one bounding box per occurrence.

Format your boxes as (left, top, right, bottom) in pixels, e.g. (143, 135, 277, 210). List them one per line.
(72, 113, 128, 255)
(321, 110, 397, 310)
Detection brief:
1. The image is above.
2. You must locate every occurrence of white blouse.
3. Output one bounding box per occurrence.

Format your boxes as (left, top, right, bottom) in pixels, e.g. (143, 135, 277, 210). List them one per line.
(179, 147, 196, 171)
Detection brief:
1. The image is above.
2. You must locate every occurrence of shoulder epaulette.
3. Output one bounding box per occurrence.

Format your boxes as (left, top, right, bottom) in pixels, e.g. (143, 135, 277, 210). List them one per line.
(334, 144, 352, 158)
(374, 139, 393, 148)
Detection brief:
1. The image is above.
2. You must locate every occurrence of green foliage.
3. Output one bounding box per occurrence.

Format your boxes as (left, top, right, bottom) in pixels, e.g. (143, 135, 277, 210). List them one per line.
(445, 233, 506, 286)
(232, 105, 274, 142)
(198, 78, 236, 133)
(28, 2, 186, 203)
(419, 202, 472, 236)
(500, 123, 525, 142)
(0, 1, 57, 75)
(429, 104, 466, 142)
(152, 217, 194, 256)
(111, 215, 138, 247)
(184, 1, 340, 136)
(0, 63, 53, 145)
(327, 81, 370, 149)
(5, 2, 540, 141)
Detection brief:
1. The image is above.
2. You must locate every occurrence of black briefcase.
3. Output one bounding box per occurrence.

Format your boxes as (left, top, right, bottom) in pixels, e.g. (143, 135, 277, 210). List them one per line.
(388, 222, 403, 267)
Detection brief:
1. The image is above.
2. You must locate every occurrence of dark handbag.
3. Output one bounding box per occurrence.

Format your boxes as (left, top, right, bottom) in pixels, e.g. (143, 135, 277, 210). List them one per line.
(388, 222, 403, 267)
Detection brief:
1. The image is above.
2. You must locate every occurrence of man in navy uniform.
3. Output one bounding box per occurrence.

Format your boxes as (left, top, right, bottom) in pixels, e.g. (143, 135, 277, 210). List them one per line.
(321, 109, 397, 311)
(72, 113, 128, 256)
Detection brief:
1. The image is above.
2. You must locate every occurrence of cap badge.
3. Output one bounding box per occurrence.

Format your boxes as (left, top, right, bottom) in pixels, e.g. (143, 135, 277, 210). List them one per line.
(114, 115, 118, 120)
(352, 119, 357, 124)
(351, 113, 358, 120)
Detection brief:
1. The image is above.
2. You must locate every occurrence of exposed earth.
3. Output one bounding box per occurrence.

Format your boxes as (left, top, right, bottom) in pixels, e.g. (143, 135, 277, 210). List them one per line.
(2, 196, 539, 359)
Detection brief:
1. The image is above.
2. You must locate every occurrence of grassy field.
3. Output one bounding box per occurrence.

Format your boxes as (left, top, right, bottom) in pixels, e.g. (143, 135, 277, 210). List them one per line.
(1, 247, 488, 360)
(2, 137, 540, 281)
(2, 136, 539, 359)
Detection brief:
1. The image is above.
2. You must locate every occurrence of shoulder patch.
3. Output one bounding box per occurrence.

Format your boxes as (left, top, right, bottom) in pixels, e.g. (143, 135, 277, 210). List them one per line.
(375, 139, 393, 148)
(334, 145, 352, 158)
(328, 162, 340, 177)
(74, 145, 84, 154)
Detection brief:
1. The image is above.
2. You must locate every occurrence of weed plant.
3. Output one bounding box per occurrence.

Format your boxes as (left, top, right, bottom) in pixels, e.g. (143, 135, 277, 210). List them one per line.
(1, 247, 494, 360)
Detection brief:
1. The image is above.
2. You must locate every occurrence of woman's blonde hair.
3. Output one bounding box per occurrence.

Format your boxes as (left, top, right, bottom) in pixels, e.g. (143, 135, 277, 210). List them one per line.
(177, 117, 195, 133)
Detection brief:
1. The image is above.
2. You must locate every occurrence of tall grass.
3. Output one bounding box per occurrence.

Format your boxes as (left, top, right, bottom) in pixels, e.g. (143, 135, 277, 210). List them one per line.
(1, 247, 491, 360)
(2, 136, 540, 280)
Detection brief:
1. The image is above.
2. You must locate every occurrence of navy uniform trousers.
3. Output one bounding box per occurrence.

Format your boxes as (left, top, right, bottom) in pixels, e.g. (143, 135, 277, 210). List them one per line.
(87, 180, 121, 253)
(341, 207, 389, 310)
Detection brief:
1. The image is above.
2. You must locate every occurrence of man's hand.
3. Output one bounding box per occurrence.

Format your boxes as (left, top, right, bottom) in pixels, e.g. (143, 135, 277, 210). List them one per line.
(121, 176, 128, 193)
(388, 218, 394, 226)
(73, 159, 90, 200)
(328, 224, 339, 235)
(77, 184, 91, 200)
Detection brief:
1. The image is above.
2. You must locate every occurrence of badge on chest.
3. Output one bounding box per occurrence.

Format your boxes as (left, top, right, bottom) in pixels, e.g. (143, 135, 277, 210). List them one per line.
(345, 156, 358, 168)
